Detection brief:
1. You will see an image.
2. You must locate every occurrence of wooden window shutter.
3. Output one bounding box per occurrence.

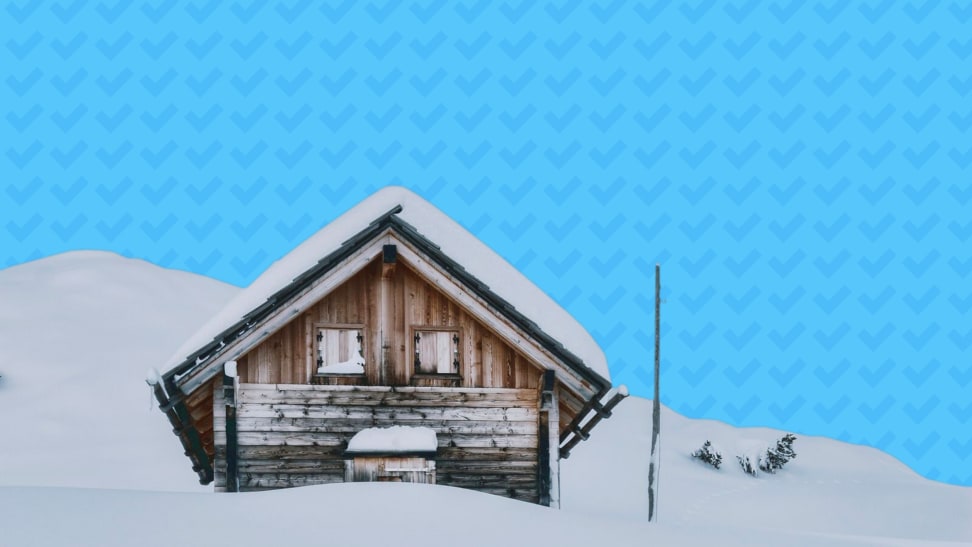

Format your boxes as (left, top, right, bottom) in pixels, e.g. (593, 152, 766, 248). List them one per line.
(317, 328, 363, 369)
(416, 330, 458, 374)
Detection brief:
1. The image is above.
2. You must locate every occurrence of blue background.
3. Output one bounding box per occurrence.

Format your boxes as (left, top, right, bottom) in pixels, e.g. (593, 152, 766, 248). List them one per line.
(2, 0, 970, 485)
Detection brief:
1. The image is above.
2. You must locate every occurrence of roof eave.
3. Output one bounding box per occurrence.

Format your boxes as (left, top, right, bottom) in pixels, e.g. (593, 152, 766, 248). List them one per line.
(163, 206, 611, 397)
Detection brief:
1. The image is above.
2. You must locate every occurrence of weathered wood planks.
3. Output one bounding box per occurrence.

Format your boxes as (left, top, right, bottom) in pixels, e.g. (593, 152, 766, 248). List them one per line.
(233, 406, 537, 421)
(212, 384, 541, 500)
(235, 257, 549, 392)
(229, 418, 537, 435)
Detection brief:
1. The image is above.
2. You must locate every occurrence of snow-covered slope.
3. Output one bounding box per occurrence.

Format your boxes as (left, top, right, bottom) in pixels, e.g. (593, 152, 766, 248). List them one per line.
(0, 251, 238, 491)
(562, 398, 972, 543)
(0, 252, 969, 546)
(2, 482, 968, 547)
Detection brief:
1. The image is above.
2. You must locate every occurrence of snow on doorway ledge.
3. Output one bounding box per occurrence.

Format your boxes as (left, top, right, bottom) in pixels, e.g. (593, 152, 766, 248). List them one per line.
(347, 426, 438, 454)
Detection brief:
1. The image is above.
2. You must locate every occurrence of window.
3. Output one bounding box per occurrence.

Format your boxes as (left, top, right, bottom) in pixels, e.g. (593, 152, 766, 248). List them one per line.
(315, 325, 364, 374)
(413, 329, 459, 375)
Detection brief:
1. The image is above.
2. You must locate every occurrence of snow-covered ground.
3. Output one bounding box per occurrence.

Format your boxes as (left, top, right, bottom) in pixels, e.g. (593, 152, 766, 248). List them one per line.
(1, 252, 970, 546)
(0, 251, 237, 491)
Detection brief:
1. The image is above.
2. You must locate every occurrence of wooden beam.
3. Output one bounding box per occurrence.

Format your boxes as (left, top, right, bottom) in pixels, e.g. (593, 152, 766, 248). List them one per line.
(537, 370, 560, 508)
(237, 383, 537, 395)
(223, 363, 240, 493)
(382, 244, 397, 278)
(537, 411, 549, 506)
(379, 254, 392, 385)
(546, 373, 560, 508)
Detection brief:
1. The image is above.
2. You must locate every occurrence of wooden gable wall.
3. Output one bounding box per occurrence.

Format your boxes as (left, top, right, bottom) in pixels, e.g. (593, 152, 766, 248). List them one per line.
(235, 256, 545, 390)
(180, 252, 594, 491)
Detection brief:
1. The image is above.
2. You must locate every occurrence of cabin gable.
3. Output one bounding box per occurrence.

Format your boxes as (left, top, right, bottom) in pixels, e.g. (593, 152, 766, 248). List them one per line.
(234, 257, 546, 392)
(153, 200, 623, 506)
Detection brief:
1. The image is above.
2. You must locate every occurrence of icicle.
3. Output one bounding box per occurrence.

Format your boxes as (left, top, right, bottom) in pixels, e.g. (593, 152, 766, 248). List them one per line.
(145, 368, 161, 412)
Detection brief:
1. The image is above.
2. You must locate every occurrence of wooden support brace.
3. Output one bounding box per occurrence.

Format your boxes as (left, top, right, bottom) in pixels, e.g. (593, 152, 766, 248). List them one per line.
(591, 400, 612, 419)
(560, 387, 628, 459)
(151, 378, 213, 484)
(572, 425, 591, 441)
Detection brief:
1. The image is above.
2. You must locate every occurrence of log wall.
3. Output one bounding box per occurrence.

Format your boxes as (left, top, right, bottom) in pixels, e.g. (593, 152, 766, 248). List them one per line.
(214, 384, 540, 502)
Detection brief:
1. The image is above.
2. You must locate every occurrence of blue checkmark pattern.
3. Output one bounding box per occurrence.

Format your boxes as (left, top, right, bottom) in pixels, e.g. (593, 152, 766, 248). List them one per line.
(2, 0, 970, 486)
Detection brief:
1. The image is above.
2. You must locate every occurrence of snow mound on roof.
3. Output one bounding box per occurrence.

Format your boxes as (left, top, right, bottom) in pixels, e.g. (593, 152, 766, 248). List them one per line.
(163, 186, 610, 380)
(347, 426, 438, 453)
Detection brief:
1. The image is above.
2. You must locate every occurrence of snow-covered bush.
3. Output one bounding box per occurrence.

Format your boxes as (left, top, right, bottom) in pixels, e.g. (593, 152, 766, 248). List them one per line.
(735, 434, 797, 477)
(735, 439, 766, 477)
(760, 433, 797, 473)
(691, 440, 722, 469)
(737, 453, 760, 476)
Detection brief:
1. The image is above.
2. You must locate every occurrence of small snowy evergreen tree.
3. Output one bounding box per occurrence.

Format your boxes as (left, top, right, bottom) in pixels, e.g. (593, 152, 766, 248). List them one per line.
(691, 440, 722, 469)
(760, 433, 797, 473)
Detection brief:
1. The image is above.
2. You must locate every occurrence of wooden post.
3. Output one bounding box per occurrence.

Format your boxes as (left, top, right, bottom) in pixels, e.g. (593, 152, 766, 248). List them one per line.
(223, 361, 240, 493)
(538, 370, 560, 508)
(379, 244, 397, 385)
(648, 263, 661, 522)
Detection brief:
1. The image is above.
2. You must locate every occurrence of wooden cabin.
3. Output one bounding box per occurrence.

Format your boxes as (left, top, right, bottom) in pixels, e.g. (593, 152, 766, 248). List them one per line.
(153, 187, 625, 507)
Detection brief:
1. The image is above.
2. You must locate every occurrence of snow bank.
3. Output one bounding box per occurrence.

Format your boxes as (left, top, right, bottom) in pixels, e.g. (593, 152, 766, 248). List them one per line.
(562, 397, 972, 543)
(0, 251, 238, 492)
(2, 251, 971, 546)
(347, 426, 438, 453)
(0, 483, 966, 547)
(163, 186, 610, 381)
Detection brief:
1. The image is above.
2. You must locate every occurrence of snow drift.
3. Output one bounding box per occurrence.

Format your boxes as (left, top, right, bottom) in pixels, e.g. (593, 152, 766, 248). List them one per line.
(1, 251, 970, 546)
(0, 251, 238, 491)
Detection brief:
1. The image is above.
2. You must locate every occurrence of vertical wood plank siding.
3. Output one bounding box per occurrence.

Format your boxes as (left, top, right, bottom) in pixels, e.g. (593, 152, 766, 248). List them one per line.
(213, 385, 540, 502)
(237, 258, 548, 395)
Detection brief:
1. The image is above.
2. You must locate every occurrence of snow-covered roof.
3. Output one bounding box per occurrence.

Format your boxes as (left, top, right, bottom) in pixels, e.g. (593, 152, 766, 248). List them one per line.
(346, 426, 438, 454)
(163, 186, 609, 381)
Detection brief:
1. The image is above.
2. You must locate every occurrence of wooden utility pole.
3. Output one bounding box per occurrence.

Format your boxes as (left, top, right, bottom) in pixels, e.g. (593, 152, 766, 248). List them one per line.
(648, 263, 661, 522)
